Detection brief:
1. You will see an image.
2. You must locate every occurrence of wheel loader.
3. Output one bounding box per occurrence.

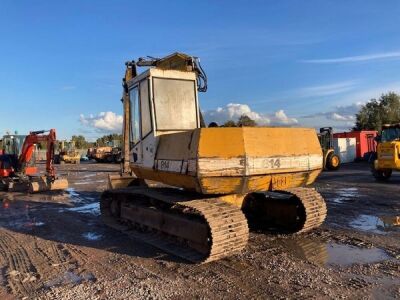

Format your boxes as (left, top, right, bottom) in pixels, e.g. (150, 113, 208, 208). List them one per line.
(101, 53, 327, 263)
(371, 123, 400, 180)
(56, 141, 81, 164)
(318, 127, 340, 171)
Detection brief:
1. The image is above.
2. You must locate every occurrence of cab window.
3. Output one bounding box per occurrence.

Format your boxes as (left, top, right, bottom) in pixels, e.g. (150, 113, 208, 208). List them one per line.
(140, 80, 152, 137)
(153, 78, 197, 130)
(129, 87, 140, 145)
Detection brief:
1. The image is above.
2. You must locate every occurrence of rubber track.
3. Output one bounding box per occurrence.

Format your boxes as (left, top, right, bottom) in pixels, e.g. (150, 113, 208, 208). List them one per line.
(282, 187, 327, 233)
(100, 188, 249, 263)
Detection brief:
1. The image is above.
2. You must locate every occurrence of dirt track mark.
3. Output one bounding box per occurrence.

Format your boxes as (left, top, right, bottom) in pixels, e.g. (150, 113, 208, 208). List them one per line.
(0, 230, 40, 298)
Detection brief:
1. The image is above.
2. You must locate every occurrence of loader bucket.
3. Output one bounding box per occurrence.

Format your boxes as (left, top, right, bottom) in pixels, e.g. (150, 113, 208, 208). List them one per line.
(29, 178, 69, 193)
(108, 174, 137, 189)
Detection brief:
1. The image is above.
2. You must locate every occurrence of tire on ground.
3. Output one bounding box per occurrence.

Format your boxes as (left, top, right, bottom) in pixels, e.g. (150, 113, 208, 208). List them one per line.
(326, 152, 340, 171)
(371, 166, 392, 181)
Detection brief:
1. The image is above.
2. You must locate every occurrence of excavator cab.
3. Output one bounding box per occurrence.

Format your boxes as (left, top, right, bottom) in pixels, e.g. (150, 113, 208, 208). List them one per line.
(129, 61, 200, 166)
(109, 53, 203, 189)
(0, 134, 37, 177)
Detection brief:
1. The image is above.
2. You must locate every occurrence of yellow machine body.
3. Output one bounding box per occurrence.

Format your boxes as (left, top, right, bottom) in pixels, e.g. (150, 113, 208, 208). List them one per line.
(372, 124, 400, 181)
(375, 141, 400, 170)
(132, 127, 322, 196)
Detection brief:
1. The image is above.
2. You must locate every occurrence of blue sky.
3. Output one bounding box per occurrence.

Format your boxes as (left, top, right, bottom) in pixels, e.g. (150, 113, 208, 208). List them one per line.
(1, 1, 400, 139)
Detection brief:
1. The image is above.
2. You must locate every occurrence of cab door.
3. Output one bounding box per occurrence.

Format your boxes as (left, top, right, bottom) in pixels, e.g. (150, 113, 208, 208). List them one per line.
(130, 86, 142, 163)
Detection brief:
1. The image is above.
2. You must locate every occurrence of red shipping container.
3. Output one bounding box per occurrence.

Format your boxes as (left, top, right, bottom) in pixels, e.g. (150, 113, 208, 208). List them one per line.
(333, 131, 377, 159)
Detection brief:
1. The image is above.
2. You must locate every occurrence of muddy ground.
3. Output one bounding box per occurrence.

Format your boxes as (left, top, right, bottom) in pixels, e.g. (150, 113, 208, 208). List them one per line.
(0, 162, 399, 299)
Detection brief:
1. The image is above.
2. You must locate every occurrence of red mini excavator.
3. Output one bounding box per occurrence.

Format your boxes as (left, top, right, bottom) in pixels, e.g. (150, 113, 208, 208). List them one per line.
(0, 129, 68, 192)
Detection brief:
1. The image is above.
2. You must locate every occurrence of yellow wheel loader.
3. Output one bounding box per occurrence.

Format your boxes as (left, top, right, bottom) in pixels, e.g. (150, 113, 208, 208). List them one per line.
(372, 123, 400, 181)
(100, 53, 327, 263)
(318, 127, 340, 171)
(56, 141, 80, 164)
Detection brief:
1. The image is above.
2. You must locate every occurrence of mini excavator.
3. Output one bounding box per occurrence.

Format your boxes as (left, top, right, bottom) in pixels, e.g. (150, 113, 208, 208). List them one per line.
(0, 129, 68, 192)
(101, 53, 327, 263)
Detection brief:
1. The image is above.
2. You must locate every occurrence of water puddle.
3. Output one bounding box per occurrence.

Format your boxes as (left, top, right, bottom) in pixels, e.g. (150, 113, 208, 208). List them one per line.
(66, 188, 80, 198)
(326, 243, 389, 266)
(331, 187, 358, 204)
(62, 202, 100, 215)
(82, 232, 102, 241)
(279, 239, 390, 267)
(59, 188, 100, 215)
(349, 214, 400, 234)
(0, 200, 46, 230)
(83, 173, 97, 178)
(73, 179, 105, 186)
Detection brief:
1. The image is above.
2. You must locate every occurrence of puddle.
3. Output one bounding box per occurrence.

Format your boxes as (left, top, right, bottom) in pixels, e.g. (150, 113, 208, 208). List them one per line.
(82, 232, 102, 241)
(74, 180, 105, 186)
(349, 214, 400, 234)
(62, 202, 100, 216)
(280, 239, 390, 267)
(66, 188, 80, 198)
(331, 187, 359, 204)
(83, 173, 97, 178)
(326, 243, 390, 266)
(45, 271, 95, 287)
(6, 219, 46, 230)
(0, 201, 46, 229)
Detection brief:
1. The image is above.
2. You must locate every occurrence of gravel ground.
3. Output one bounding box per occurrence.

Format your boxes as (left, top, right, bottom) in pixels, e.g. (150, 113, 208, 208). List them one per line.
(0, 161, 399, 299)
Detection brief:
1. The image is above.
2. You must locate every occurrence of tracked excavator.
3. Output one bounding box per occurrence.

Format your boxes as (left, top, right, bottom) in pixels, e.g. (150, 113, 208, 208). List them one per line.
(0, 129, 68, 192)
(101, 53, 327, 263)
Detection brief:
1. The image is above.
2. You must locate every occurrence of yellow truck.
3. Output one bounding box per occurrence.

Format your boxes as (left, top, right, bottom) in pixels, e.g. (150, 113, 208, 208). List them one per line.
(372, 124, 400, 180)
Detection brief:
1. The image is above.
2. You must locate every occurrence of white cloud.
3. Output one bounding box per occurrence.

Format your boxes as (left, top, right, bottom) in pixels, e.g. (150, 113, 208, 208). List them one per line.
(80, 111, 123, 133)
(271, 110, 298, 125)
(301, 51, 400, 64)
(329, 112, 354, 121)
(302, 102, 362, 123)
(203, 103, 298, 126)
(298, 81, 357, 98)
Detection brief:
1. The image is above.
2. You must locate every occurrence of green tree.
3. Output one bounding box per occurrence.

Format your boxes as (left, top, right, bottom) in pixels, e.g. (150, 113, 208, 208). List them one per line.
(354, 92, 400, 131)
(237, 114, 257, 127)
(71, 135, 88, 149)
(95, 133, 123, 147)
(222, 120, 237, 127)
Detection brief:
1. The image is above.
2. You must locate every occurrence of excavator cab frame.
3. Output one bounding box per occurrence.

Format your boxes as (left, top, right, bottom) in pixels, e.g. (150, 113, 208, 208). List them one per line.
(0, 134, 37, 177)
(109, 53, 203, 188)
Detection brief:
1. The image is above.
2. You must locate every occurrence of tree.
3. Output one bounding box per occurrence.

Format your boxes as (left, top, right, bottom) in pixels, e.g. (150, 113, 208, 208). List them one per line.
(223, 120, 237, 127)
(71, 135, 89, 149)
(354, 92, 400, 131)
(95, 133, 123, 147)
(237, 114, 257, 127)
